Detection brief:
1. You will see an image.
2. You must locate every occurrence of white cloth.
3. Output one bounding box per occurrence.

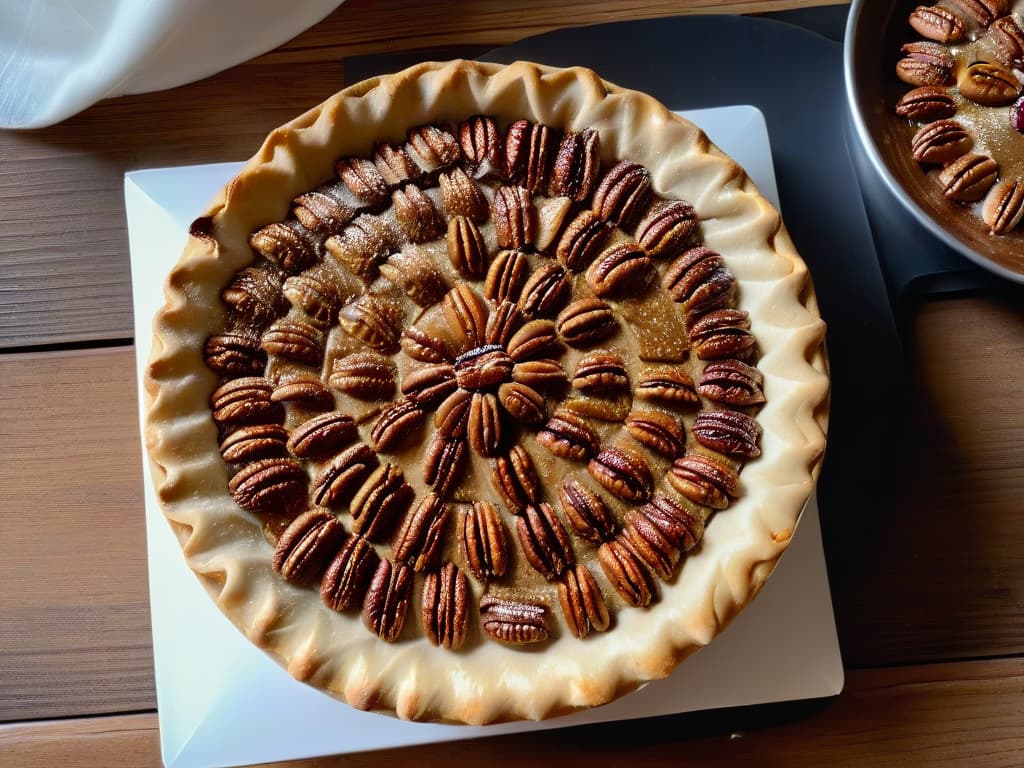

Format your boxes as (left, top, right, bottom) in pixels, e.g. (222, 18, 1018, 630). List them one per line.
(0, 0, 343, 129)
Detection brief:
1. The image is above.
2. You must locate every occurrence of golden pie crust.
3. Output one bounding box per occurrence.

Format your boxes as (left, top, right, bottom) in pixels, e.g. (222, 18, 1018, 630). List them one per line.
(144, 60, 829, 724)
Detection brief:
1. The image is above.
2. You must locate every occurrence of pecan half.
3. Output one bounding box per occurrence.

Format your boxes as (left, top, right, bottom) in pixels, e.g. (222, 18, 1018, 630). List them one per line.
(328, 352, 397, 400)
(228, 457, 307, 513)
(447, 216, 488, 279)
(458, 114, 502, 178)
(504, 119, 556, 194)
(585, 242, 654, 298)
(222, 267, 287, 329)
(636, 366, 699, 406)
(948, 0, 1001, 25)
(401, 363, 457, 408)
(462, 501, 510, 582)
(455, 346, 514, 390)
(271, 376, 334, 410)
(379, 246, 448, 307)
(908, 5, 966, 43)
(507, 318, 562, 361)
(375, 142, 420, 188)
(598, 537, 655, 608)
(896, 42, 955, 87)
(556, 298, 617, 348)
(401, 325, 455, 364)
(370, 398, 425, 453)
(261, 318, 324, 366)
(335, 156, 388, 207)
(692, 410, 762, 459)
(592, 160, 652, 230)
(895, 86, 957, 121)
(321, 534, 380, 611)
(351, 464, 414, 542)
(325, 214, 393, 281)
(662, 246, 735, 314)
(624, 496, 703, 580)
(250, 221, 319, 274)
(406, 123, 461, 176)
(558, 478, 617, 543)
(668, 453, 740, 509)
(338, 293, 404, 354)
(312, 443, 378, 509)
(293, 183, 355, 236)
(588, 446, 654, 503)
(484, 248, 530, 304)
(537, 409, 600, 462)
(492, 185, 536, 250)
(221, 423, 289, 464)
(443, 283, 489, 350)
(636, 200, 699, 258)
(517, 503, 575, 580)
(423, 434, 468, 498)
(287, 411, 358, 460)
(626, 410, 686, 458)
(479, 596, 549, 644)
(439, 166, 488, 222)
(572, 351, 629, 393)
(435, 389, 472, 438)
(363, 558, 413, 642)
(938, 152, 998, 201)
(205, 333, 266, 376)
(392, 184, 445, 243)
(393, 492, 449, 572)
(468, 392, 504, 456)
(910, 120, 971, 164)
(422, 562, 470, 650)
(555, 209, 610, 272)
(511, 358, 567, 390)
(520, 262, 571, 318)
(558, 563, 611, 639)
(491, 445, 541, 513)
(698, 359, 766, 406)
(989, 15, 1024, 66)
(498, 381, 547, 425)
(982, 179, 1024, 235)
(549, 128, 600, 201)
(957, 61, 1021, 107)
(210, 377, 281, 427)
(688, 308, 756, 360)
(272, 509, 347, 584)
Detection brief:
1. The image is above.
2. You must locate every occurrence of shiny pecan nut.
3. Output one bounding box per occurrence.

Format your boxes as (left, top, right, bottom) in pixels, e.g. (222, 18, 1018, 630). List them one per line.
(205, 332, 266, 376)
(896, 56, 954, 88)
(689, 308, 756, 360)
(663, 246, 735, 314)
(370, 398, 425, 453)
(555, 209, 610, 272)
(228, 457, 307, 513)
(572, 351, 629, 393)
(287, 411, 358, 460)
(983, 179, 1024, 235)
(939, 152, 999, 201)
(957, 61, 1021, 106)
(484, 248, 530, 304)
(435, 389, 472, 438)
(692, 410, 762, 459)
(379, 246, 449, 307)
(588, 446, 654, 503)
(338, 293, 404, 353)
(895, 86, 957, 121)
(558, 478, 616, 543)
(479, 596, 549, 644)
(507, 318, 562, 361)
(549, 128, 600, 201)
(517, 502, 575, 580)
(558, 563, 610, 639)
(325, 214, 394, 281)
(221, 267, 287, 329)
(312, 443, 378, 509)
(446, 216, 488, 279)
(485, 300, 523, 347)
(898, 41, 955, 79)
(363, 558, 413, 642)
(401, 363, 457, 408)
(422, 562, 470, 650)
(392, 492, 449, 572)
(624, 496, 703, 580)
(668, 454, 740, 509)
(556, 298, 617, 348)
(491, 445, 541, 513)
(350, 463, 415, 542)
(440, 165, 488, 221)
(249, 221, 319, 274)
(504, 119, 556, 194)
(261, 318, 324, 366)
(598, 537, 656, 608)
(535, 194, 574, 253)
(455, 346, 514, 390)
(392, 184, 445, 243)
(492, 185, 536, 250)
(423, 434, 468, 498)
(585, 242, 654, 298)
(910, 119, 972, 164)
(328, 352, 397, 400)
(272, 509, 347, 584)
(293, 182, 355, 236)
(271, 376, 334, 410)
(636, 200, 699, 258)
(625, 410, 686, 458)
(458, 114, 502, 178)
(948, 0, 1001, 25)
(698, 359, 766, 406)
(321, 534, 379, 611)
(468, 392, 504, 456)
(636, 366, 699, 406)
(989, 15, 1024, 66)
(511, 358, 567, 391)
(520, 262, 571, 318)
(443, 283, 489, 350)
(406, 123, 461, 176)
(375, 142, 419, 188)
(462, 501, 510, 582)
(537, 409, 600, 462)
(498, 381, 547, 425)
(401, 325, 455, 364)
(592, 160, 652, 230)
(210, 377, 281, 427)
(221, 423, 289, 464)
(909, 5, 966, 43)
(335, 155, 388, 207)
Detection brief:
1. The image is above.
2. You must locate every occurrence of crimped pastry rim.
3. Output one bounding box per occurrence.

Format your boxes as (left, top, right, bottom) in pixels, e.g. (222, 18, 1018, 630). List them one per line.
(144, 59, 829, 724)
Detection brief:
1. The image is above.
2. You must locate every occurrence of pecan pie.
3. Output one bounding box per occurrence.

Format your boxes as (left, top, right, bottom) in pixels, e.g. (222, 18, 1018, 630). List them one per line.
(145, 60, 828, 723)
(895, 1, 1024, 234)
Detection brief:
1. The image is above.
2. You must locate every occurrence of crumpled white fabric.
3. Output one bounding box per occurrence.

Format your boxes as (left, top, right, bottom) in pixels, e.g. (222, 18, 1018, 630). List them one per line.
(0, 0, 343, 129)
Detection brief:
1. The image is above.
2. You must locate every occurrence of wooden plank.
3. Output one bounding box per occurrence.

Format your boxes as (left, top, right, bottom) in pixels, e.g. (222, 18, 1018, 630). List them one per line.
(1, 658, 1021, 767)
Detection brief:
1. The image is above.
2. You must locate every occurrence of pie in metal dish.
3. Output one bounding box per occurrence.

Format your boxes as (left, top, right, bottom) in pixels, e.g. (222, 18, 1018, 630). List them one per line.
(144, 60, 829, 724)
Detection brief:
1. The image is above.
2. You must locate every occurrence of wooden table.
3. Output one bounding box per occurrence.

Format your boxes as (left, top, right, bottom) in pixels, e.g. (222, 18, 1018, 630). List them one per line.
(2, 0, 1022, 765)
